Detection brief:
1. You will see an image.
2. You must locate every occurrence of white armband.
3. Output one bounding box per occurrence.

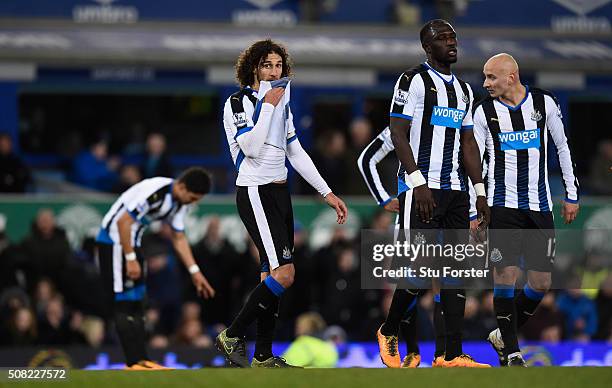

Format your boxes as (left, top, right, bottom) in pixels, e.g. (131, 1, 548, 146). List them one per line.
(125, 251, 137, 262)
(408, 170, 426, 187)
(474, 183, 486, 197)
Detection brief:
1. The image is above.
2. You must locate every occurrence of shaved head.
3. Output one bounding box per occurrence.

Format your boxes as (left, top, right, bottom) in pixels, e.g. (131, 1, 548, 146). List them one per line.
(482, 53, 522, 99)
(484, 53, 519, 79)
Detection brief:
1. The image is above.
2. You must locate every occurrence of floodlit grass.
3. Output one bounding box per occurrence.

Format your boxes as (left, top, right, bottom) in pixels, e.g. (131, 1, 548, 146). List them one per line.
(5, 366, 611, 388)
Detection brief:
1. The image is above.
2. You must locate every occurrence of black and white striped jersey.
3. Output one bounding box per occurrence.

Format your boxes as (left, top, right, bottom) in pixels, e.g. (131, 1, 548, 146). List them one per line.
(360, 127, 482, 221)
(96, 177, 188, 247)
(473, 86, 579, 212)
(390, 62, 475, 194)
(357, 127, 395, 206)
(222, 84, 297, 186)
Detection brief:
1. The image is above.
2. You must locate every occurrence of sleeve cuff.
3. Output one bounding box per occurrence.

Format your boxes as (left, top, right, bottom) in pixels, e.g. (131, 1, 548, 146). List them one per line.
(469, 215, 478, 221)
(564, 197, 579, 204)
(460, 125, 474, 132)
(287, 135, 298, 144)
(128, 210, 140, 222)
(379, 197, 393, 207)
(390, 113, 413, 120)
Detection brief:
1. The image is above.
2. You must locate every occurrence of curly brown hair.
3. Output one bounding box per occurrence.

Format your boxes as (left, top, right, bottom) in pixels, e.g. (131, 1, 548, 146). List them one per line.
(235, 39, 293, 88)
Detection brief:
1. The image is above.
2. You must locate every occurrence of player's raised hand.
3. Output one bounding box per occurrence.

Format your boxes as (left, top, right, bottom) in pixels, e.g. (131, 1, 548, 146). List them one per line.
(263, 87, 285, 106)
(325, 193, 348, 224)
(413, 185, 436, 223)
(383, 198, 400, 213)
(126, 260, 141, 280)
(192, 272, 215, 299)
(561, 201, 579, 224)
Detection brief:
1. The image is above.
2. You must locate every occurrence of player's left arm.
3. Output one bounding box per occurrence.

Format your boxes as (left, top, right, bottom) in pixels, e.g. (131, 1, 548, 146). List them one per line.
(460, 92, 489, 227)
(546, 95, 580, 224)
(168, 207, 215, 298)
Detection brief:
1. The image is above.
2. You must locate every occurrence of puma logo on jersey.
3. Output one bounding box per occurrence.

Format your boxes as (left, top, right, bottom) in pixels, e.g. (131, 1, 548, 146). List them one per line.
(430, 87, 438, 93)
(491, 117, 500, 122)
(497, 314, 512, 322)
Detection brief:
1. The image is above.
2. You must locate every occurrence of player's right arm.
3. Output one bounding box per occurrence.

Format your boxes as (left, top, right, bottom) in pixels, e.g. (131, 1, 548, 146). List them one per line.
(225, 88, 285, 158)
(389, 72, 435, 222)
(469, 105, 492, 238)
(357, 127, 398, 212)
(116, 212, 140, 280)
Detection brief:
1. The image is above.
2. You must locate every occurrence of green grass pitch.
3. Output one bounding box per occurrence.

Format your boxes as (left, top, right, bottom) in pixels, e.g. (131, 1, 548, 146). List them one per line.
(3, 367, 611, 388)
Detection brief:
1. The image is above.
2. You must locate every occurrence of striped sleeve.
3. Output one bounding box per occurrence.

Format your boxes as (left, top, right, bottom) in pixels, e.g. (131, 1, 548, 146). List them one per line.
(389, 72, 423, 121)
(224, 93, 255, 140)
(469, 106, 490, 218)
(169, 204, 189, 232)
(545, 95, 579, 203)
(286, 105, 298, 144)
(123, 179, 170, 224)
(357, 127, 396, 206)
(461, 83, 474, 131)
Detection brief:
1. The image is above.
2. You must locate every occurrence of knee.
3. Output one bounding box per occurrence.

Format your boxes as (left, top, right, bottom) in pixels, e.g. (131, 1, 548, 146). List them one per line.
(528, 274, 551, 293)
(272, 265, 294, 288)
(494, 266, 518, 285)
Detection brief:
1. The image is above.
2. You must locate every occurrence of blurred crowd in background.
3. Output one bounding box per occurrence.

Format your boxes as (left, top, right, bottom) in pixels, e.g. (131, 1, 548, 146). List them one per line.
(2, 117, 612, 196)
(0, 205, 610, 350)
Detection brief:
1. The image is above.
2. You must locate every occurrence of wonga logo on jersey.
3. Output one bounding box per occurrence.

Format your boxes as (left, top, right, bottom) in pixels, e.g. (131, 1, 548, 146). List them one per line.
(430, 106, 465, 129)
(498, 128, 541, 151)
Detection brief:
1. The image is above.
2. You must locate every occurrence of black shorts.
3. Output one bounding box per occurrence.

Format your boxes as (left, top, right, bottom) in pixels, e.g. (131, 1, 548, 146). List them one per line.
(96, 242, 147, 311)
(488, 206, 555, 272)
(236, 182, 294, 272)
(396, 189, 470, 287)
(398, 188, 469, 230)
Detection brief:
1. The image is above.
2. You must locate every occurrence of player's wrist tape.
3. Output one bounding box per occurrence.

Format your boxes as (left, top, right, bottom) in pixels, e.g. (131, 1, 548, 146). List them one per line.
(474, 183, 486, 197)
(125, 252, 137, 262)
(188, 264, 201, 275)
(408, 170, 426, 187)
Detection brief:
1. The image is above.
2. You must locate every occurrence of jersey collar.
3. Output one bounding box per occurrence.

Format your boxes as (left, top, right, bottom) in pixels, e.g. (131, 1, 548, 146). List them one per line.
(424, 62, 455, 84)
(496, 85, 530, 111)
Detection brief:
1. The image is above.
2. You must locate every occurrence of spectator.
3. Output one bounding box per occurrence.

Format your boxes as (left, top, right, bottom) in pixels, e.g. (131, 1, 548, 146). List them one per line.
(172, 318, 212, 348)
(521, 292, 564, 342)
(278, 221, 314, 338)
(0, 133, 31, 193)
(112, 164, 142, 194)
(33, 278, 57, 317)
(0, 215, 24, 290)
(463, 295, 487, 340)
(319, 241, 362, 335)
(4, 307, 37, 346)
(20, 209, 72, 287)
(141, 133, 173, 179)
(142, 226, 183, 335)
(191, 216, 240, 326)
(345, 118, 374, 195)
(282, 312, 338, 367)
(475, 290, 497, 337)
(145, 306, 170, 349)
(595, 274, 612, 340)
(557, 288, 598, 341)
(588, 139, 612, 195)
(70, 137, 119, 191)
(37, 296, 84, 345)
(299, 130, 348, 195)
(79, 316, 105, 348)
